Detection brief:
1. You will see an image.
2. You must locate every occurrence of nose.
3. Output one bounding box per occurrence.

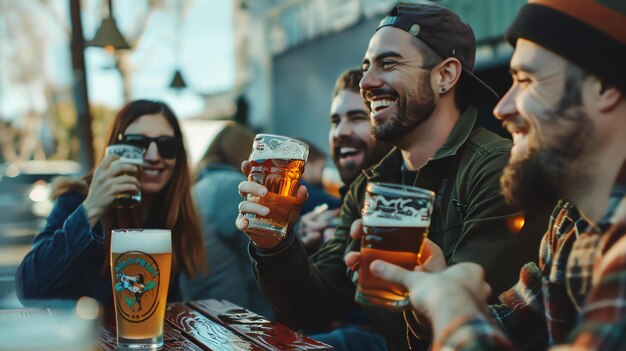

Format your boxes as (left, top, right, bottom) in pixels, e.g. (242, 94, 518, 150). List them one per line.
(493, 85, 518, 121)
(360, 68, 382, 95)
(144, 141, 160, 161)
(333, 118, 353, 140)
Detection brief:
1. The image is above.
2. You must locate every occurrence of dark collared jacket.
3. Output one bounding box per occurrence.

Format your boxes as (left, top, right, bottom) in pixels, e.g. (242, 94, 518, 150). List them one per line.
(249, 106, 548, 350)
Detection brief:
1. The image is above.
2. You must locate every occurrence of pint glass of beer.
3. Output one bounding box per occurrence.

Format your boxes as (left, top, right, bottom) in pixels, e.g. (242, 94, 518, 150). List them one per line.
(246, 134, 309, 238)
(105, 144, 144, 208)
(110, 229, 172, 349)
(355, 182, 435, 310)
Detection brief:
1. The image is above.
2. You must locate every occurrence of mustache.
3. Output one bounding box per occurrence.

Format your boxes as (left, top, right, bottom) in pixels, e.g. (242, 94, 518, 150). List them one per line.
(331, 136, 369, 157)
(362, 88, 398, 102)
(502, 117, 530, 134)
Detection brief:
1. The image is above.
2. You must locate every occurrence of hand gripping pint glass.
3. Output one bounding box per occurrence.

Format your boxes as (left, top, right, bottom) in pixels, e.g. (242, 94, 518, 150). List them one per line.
(110, 229, 172, 349)
(246, 134, 309, 238)
(105, 144, 144, 208)
(356, 182, 435, 310)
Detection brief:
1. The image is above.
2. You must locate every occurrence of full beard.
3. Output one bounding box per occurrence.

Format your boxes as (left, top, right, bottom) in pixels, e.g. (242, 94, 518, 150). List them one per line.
(500, 104, 593, 210)
(332, 137, 392, 185)
(372, 73, 435, 143)
(332, 136, 369, 185)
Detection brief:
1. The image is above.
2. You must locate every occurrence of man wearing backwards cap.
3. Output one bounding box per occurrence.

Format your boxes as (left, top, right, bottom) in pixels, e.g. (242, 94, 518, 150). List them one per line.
(371, 0, 626, 350)
(236, 2, 547, 349)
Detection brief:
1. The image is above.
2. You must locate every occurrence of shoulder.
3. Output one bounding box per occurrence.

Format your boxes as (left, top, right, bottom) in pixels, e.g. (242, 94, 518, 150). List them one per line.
(50, 176, 88, 200)
(465, 128, 512, 158)
(460, 128, 512, 179)
(345, 173, 368, 205)
(196, 166, 243, 187)
(596, 223, 626, 278)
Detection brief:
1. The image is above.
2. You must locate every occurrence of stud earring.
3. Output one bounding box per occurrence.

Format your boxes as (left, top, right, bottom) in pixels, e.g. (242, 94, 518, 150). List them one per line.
(440, 87, 446, 93)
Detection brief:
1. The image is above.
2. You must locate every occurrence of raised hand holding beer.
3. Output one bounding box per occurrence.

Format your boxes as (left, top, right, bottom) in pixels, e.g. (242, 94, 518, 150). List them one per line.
(83, 152, 141, 227)
(236, 134, 309, 248)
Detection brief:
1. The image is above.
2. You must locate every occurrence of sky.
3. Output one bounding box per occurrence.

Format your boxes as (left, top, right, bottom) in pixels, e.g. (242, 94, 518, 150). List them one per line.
(0, 0, 235, 121)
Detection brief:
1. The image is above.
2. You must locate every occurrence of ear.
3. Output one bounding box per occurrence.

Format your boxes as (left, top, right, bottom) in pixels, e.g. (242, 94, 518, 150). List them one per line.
(434, 58, 462, 93)
(590, 77, 623, 113)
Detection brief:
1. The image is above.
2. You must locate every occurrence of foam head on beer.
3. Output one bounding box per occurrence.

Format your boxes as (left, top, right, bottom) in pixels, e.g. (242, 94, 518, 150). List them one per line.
(105, 144, 144, 166)
(111, 229, 172, 253)
(362, 182, 434, 227)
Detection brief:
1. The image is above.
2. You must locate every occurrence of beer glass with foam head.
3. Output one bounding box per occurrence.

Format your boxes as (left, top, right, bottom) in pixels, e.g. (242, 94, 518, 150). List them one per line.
(246, 134, 309, 238)
(105, 144, 144, 208)
(110, 229, 172, 349)
(356, 182, 435, 310)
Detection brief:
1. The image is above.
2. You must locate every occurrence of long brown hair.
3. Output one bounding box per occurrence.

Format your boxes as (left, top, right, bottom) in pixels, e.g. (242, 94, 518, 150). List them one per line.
(62, 100, 206, 278)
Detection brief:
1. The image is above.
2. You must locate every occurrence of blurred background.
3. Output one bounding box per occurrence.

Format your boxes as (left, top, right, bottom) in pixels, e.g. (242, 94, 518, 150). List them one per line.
(0, 0, 525, 308)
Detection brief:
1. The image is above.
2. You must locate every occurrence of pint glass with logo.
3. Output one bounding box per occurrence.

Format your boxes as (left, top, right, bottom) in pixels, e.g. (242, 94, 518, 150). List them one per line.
(246, 134, 309, 238)
(110, 229, 172, 349)
(355, 182, 435, 310)
(105, 144, 144, 208)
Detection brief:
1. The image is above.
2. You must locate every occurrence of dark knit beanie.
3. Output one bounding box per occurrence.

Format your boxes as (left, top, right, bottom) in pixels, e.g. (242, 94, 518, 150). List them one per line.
(507, 0, 626, 93)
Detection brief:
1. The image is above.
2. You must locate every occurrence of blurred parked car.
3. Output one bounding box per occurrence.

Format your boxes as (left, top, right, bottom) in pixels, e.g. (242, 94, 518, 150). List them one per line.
(0, 160, 81, 243)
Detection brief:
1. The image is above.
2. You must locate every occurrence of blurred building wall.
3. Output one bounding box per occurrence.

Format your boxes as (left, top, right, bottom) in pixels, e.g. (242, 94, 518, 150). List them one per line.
(272, 16, 380, 152)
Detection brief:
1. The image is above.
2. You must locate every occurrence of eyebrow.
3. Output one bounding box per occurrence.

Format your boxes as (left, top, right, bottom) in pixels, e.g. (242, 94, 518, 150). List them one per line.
(331, 109, 368, 119)
(363, 51, 402, 65)
(510, 64, 536, 75)
(346, 109, 368, 116)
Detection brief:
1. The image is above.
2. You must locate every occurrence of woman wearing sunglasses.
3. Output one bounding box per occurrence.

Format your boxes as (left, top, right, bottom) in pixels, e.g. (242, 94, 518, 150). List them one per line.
(16, 99, 206, 305)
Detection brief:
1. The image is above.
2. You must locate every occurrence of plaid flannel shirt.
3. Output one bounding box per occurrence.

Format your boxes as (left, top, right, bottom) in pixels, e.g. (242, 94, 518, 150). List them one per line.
(435, 186, 626, 350)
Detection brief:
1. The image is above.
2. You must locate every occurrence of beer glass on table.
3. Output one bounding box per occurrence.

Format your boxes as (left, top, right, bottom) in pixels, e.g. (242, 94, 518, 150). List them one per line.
(355, 182, 435, 310)
(110, 229, 172, 349)
(105, 144, 144, 208)
(245, 134, 309, 238)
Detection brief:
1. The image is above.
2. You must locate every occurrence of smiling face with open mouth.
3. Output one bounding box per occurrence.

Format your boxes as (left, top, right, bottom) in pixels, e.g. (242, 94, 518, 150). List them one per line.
(360, 27, 437, 144)
(123, 114, 177, 195)
(329, 89, 392, 184)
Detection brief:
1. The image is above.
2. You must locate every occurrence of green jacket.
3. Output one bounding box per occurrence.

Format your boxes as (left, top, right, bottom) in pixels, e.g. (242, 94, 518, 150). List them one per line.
(250, 106, 548, 350)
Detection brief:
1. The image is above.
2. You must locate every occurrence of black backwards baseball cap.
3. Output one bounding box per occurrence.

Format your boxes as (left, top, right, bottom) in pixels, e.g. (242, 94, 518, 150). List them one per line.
(376, 2, 499, 104)
(507, 0, 626, 94)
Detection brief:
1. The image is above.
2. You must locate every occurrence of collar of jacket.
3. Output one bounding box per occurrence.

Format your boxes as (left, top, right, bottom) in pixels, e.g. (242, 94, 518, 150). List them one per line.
(363, 105, 478, 181)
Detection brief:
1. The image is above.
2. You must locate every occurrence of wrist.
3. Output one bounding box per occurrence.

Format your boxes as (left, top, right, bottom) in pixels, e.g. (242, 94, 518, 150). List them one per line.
(247, 232, 284, 249)
(428, 287, 482, 340)
(82, 202, 102, 228)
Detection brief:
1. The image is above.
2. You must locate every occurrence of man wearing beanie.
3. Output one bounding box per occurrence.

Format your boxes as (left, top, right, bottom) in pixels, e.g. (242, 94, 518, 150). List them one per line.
(372, 0, 626, 350)
(237, 2, 549, 350)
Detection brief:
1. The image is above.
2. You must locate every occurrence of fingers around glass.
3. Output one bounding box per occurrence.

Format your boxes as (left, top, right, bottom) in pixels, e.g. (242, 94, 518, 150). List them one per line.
(349, 219, 363, 240)
(238, 181, 267, 197)
(238, 200, 269, 216)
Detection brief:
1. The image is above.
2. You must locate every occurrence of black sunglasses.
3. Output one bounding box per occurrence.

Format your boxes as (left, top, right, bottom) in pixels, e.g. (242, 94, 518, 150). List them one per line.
(118, 134, 180, 159)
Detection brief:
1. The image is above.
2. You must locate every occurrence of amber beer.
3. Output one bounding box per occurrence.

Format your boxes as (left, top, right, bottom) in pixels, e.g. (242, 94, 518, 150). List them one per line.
(246, 134, 309, 238)
(110, 229, 172, 349)
(105, 144, 144, 208)
(356, 182, 435, 310)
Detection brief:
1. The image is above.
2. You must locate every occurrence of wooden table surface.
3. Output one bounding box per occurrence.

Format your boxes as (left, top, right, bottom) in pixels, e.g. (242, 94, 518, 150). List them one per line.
(97, 299, 333, 351)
